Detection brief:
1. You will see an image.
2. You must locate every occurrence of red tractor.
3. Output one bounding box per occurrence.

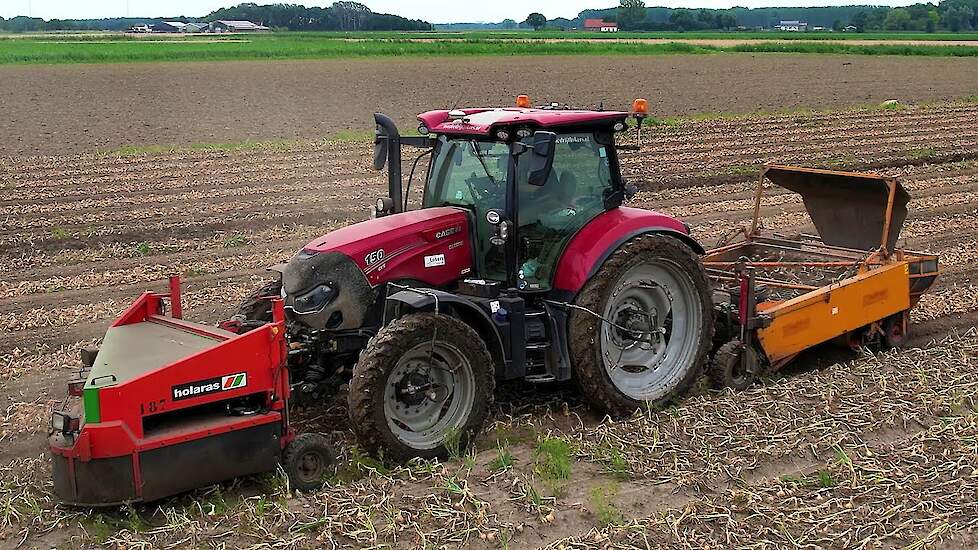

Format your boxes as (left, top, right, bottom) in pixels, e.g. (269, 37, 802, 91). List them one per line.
(229, 98, 714, 460)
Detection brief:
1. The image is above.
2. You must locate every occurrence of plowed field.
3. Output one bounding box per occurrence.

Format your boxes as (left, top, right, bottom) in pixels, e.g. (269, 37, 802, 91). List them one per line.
(1, 99, 976, 549)
(4, 54, 978, 156)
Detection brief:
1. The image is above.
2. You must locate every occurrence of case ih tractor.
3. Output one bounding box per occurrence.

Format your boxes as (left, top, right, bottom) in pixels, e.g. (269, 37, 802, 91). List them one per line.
(230, 98, 714, 460)
(49, 98, 716, 505)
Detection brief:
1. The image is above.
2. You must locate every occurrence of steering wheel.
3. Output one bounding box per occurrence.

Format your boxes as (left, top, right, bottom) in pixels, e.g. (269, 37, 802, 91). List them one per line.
(464, 173, 504, 205)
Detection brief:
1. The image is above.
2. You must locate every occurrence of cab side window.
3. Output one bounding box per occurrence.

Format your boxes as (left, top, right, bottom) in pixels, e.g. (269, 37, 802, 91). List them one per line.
(517, 133, 614, 291)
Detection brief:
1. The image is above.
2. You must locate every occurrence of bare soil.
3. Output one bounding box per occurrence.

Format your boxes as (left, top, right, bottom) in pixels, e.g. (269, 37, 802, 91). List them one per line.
(0, 80, 976, 548)
(2, 54, 978, 156)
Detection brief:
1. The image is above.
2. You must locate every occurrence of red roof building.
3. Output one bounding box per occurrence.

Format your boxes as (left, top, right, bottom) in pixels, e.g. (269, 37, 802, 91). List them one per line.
(583, 19, 619, 32)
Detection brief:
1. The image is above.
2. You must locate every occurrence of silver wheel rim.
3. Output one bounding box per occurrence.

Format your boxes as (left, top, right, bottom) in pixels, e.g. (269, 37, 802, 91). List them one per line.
(600, 259, 702, 401)
(383, 341, 475, 450)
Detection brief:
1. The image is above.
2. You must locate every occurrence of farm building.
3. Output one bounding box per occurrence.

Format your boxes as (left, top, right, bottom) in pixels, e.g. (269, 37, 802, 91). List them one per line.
(183, 22, 208, 33)
(776, 20, 808, 31)
(209, 20, 271, 33)
(152, 21, 187, 33)
(582, 19, 618, 32)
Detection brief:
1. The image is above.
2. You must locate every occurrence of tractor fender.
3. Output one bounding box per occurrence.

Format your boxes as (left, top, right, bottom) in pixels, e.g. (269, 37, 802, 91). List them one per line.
(386, 289, 506, 374)
(552, 206, 705, 295)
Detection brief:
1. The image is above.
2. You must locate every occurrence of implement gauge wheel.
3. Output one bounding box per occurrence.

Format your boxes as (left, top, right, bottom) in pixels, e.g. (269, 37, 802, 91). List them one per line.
(881, 311, 909, 349)
(708, 339, 758, 391)
(283, 433, 337, 492)
(569, 234, 714, 417)
(348, 312, 494, 462)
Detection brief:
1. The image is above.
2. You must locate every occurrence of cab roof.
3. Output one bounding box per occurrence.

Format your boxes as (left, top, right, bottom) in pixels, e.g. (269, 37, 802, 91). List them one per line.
(417, 108, 628, 137)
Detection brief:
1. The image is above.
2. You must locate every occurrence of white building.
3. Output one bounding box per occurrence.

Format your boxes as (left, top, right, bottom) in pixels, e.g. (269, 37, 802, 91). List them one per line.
(776, 20, 808, 31)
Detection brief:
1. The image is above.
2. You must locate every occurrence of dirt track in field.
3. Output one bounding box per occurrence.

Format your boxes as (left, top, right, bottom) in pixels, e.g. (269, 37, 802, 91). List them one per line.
(1, 91, 978, 546)
(3, 54, 978, 156)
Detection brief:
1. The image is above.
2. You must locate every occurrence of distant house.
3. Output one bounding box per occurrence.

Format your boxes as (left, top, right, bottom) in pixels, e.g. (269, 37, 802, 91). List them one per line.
(776, 20, 808, 31)
(129, 24, 151, 33)
(843, 24, 858, 32)
(183, 22, 208, 33)
(153, 21, 187, 33)
(582, 19, 619, 32)
(209, 20, 271, 33)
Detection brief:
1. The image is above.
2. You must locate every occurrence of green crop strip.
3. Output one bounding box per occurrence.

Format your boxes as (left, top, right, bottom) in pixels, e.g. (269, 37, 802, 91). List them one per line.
(0, 34, 976, 65)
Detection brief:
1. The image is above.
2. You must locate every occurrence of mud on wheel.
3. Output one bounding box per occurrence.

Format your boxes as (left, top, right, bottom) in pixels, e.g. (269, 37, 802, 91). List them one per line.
(569, 234, 713, 417)
(348, 312, 494, 461)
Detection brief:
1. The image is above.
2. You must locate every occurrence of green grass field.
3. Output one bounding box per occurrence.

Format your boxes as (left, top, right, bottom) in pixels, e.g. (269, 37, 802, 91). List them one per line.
(0, 32, 977, 65)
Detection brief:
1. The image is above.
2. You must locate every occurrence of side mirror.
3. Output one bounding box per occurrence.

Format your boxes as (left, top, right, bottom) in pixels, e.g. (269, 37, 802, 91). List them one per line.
(527, 131, 557, 187)
(373, 129, 389, 171)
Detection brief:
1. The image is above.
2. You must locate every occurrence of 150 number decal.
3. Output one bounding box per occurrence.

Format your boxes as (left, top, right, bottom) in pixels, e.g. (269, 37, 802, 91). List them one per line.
(364, 249, 386, 265)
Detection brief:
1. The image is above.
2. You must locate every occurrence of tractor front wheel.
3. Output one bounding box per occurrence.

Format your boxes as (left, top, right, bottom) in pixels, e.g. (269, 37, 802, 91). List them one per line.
(235, 279, 282, 322)
(570, 234, 713, 417)
(348, 312, 494, 462)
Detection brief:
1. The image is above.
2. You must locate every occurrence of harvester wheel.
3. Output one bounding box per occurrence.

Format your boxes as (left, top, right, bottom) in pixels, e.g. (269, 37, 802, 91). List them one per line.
(569, 234, 713, 417)
(283, 433, 337, 492)
(236, 280, 282, 322)
(708, 339, 757, 391)
(882, 311, 909, 349)
(348, 312, 494, 462)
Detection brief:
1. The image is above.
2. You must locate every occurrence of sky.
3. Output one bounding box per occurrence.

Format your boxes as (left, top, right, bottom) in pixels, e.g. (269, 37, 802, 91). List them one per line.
(1, 0, 919, 24)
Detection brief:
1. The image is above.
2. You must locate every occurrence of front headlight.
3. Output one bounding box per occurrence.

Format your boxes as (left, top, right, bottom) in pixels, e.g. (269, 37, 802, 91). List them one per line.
(292, 284, 337, 315)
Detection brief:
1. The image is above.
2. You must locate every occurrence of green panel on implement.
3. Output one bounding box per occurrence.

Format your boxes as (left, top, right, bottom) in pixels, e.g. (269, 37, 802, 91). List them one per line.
(82, 387, 100, 423)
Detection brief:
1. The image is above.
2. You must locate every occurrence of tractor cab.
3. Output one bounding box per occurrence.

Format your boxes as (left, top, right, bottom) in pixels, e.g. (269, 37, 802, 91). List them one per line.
(373, 101, 633, 293)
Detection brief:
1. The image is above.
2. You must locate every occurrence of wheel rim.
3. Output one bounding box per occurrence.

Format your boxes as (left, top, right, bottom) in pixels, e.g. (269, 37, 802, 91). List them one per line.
(298, 450, 324, 482)
(383, 341, 475, 450)
(600, 259, 702, 401)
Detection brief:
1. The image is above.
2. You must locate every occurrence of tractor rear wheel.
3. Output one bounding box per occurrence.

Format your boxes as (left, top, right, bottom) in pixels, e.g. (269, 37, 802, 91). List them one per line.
(348, 312, 494, 462)
(569, 234, 713, 417)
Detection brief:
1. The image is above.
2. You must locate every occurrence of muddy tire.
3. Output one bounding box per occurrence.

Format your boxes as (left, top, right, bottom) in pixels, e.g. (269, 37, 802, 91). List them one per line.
(348, 312, 494, 462)
(283, 433, 336, 492)
(708, 339, 757, 391)
(569, 234, 713, 417)
(236, 280, 282, 322)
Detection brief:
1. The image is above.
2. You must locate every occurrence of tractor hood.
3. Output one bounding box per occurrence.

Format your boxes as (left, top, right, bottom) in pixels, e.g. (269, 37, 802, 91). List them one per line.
(282, 207, 474, 331)
(301, 207, 471, 284)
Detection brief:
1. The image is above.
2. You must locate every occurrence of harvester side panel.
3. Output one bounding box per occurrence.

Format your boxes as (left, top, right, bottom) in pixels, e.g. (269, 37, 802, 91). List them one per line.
(757, 261, 911, 361)
(92, 319, 284, 446)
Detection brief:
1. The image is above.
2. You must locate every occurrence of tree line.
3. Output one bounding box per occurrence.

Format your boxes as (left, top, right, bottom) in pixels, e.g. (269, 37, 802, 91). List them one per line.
(517, 0, 978, 32)
(0, 2, 432, 32)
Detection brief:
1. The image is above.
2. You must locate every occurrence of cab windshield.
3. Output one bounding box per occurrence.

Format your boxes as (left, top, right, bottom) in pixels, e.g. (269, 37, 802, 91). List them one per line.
(423, 137, 510, 212)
